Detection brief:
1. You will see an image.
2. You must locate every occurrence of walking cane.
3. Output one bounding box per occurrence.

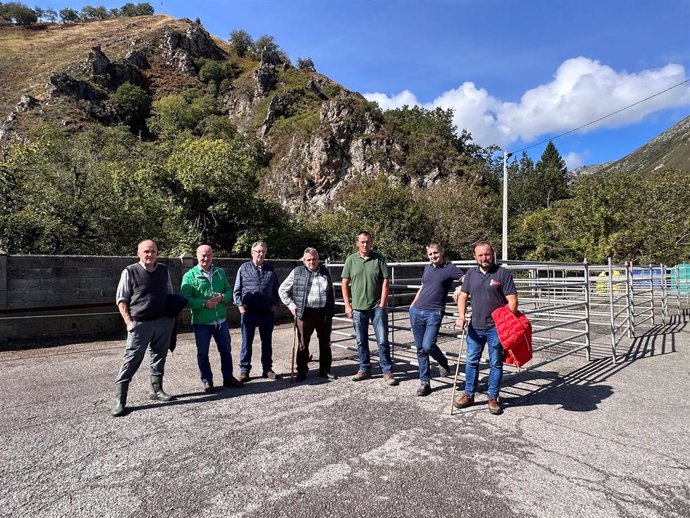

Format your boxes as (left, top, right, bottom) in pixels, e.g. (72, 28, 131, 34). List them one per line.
(449, 326, 467, 415)
(290, 317, 297, 382)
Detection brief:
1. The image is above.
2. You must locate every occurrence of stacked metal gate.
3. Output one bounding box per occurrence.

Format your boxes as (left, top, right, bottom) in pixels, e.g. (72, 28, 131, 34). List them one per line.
(327, 258, 689, 374)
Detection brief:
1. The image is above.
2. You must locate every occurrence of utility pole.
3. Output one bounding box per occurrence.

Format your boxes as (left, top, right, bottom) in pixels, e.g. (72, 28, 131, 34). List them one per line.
(501, 150, 512, 261)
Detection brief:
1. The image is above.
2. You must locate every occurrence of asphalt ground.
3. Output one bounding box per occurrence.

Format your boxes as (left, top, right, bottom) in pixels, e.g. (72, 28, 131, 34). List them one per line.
(1, 314, 688, 518)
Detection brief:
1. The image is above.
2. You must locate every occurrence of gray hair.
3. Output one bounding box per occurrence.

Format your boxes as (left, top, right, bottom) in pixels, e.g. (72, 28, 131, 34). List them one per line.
(303, 247, 319, 257)
(251, 241, 268, 252)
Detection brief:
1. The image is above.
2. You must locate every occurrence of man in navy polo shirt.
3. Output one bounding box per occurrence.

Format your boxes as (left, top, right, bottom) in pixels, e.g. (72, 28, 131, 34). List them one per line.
(453, 241, 517, 415)
(409, 242, 463, 396)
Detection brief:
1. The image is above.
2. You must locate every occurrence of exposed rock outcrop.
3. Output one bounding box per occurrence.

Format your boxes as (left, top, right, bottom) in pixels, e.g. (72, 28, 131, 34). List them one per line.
(253, 62, 277, 99)
(167, 48, 196, 76)
(264, 95, 398, 209)
(126, 49, 150, 70)
(15, 94, 38, 112)
(80, 46, 145, 89)
(49, 72, 107, 102)
(160, 24, 224, 76)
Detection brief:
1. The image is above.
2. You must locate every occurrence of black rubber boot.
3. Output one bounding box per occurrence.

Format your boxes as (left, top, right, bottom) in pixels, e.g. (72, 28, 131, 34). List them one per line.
(150, 375, 174, 401)
(112, 382, 128, 417)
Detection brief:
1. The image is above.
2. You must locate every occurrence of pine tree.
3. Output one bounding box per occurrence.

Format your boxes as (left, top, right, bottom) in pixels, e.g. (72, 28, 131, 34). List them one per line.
(534, 141, 569, 208)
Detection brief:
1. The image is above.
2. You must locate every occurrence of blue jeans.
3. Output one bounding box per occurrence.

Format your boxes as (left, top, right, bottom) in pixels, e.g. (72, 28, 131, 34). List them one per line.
(193, 321, 233, 384)
(464, 326, 503, 398)
(409, 306, 449, 383)
(239, 311, 274, 374)
(352, 307, 393, 374)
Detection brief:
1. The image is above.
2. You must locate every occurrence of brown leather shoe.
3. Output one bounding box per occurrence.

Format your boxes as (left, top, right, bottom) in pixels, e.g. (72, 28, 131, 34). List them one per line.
(453, 393, 474, 409)
(238, 372, 250, 383)
(352, 370, 372, 382)
(383, 373, 399, 386)
(487, 397, 502, 415)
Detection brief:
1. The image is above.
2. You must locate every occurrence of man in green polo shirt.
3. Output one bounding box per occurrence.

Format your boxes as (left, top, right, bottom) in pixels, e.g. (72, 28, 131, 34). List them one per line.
(341, 231, 398, 386)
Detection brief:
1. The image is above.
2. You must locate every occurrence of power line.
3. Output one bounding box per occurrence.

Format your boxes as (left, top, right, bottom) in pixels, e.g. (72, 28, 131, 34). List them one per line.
(514, 77, 690, 154)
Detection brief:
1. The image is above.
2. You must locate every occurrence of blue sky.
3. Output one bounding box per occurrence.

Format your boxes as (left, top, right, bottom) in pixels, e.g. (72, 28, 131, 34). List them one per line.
(34, 0, 690, 168)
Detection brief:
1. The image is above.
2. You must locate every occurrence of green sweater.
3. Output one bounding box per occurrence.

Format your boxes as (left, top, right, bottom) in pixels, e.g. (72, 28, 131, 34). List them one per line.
(180, 264, 233, 324)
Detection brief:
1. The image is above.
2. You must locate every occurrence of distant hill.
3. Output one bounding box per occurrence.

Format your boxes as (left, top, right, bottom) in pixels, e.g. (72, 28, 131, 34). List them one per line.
(600, 113, 690, 174)
(569, 162, 610, 179)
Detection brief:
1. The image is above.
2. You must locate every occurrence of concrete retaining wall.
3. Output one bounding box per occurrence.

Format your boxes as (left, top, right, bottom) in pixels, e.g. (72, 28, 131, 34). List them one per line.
(0, 252, 300, 346)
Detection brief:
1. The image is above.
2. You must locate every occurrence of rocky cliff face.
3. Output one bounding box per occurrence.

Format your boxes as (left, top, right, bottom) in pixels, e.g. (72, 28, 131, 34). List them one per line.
(0, 15, 475, 212)
(262, 94, 398, 208)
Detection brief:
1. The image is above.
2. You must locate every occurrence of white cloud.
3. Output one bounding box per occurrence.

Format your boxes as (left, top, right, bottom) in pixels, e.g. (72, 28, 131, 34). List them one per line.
(363, 57, 690, 149)
(362, 90, 419, 111)
(563, 151, 586, 170)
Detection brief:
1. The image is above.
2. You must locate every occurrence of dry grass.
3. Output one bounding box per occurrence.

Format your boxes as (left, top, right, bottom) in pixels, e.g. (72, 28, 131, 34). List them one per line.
(0, 15, 217, 115)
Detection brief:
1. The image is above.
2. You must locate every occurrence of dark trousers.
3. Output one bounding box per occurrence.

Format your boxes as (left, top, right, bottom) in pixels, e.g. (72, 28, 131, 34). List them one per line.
(296, 307, 333, 377)
(239, 310, 274, 374)
(115, 316, 174, 384)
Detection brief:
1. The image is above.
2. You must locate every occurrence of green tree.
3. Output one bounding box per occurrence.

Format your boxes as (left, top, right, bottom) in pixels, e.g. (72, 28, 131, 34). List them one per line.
(313, 175, 435, 261)
(0, 126, 165, 254)
(81, 5, 109, 19)
(296, 57, 315, 71)
(0, 2, 37, 25)
(251, 34, 289, 63)
(44, 7, 57, 22)
(382, 106, 491, 182)
(229, 29, 253, 57)
(164, 137, 261, 251)
(417, 177, 500, 259)
(58, 7, 79, 22)
(147, 92, 218, 139)
(197, 60, 240, 94)
(534, 141, 569, 209)
(507, 151, 537, 216)
(110, 82, 152, 132)
(120, 2, 153, 16)
(507, 143, 569, 253)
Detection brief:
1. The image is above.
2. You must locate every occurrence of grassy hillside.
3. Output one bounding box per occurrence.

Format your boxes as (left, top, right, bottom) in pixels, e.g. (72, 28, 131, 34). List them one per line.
(602, 114, 690, 174)
(0, 16, 194, 114)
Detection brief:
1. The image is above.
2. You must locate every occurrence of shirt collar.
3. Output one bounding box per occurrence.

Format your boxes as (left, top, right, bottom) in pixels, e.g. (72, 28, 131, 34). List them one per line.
(138, 261, 159, 272)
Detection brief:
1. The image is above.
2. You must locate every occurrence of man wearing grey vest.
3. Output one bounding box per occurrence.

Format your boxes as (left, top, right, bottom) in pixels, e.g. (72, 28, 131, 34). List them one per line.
(112, 239, 175, 417)
(279, 247, 336, 382)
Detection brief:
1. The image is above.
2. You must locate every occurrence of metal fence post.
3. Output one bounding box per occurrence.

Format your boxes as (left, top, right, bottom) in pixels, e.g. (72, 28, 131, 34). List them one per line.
(0, 251, 7, 347)
(390, 264, 396, 359)
(584, 259, 591, 362)
(626, 261, 634, 338)
(607, 257, 617, 364)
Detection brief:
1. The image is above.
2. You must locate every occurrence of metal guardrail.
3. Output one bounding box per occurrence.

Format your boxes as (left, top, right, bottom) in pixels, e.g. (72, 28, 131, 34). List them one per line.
(3, 259, 689, 368)
(326, 258, 690, 376)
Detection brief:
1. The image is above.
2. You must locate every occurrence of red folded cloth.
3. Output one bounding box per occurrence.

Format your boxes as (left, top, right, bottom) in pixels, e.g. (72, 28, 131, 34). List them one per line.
(491, 305, 533, 367)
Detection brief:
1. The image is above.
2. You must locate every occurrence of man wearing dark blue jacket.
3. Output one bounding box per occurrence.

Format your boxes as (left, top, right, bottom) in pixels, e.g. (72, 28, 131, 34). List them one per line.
(233, 241, 281, 381)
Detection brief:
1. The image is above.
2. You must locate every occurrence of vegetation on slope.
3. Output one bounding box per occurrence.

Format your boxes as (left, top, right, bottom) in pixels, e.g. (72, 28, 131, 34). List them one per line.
(1, 9, 688, 264)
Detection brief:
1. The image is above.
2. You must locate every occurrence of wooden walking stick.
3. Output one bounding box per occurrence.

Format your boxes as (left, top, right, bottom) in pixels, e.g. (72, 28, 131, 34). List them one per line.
(449, 326, 467, 415)
(290, 318, 297, 382)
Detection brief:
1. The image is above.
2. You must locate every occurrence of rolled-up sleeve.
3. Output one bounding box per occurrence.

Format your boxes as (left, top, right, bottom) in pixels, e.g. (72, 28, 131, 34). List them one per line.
(115, 269, 130, 305)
